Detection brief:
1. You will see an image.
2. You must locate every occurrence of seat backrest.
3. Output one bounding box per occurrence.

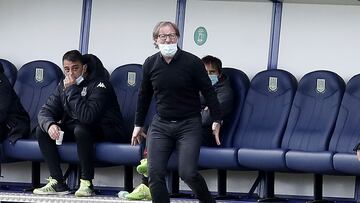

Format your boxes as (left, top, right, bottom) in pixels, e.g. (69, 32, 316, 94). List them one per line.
(0, 59, 17, 86)
(329, 74, 360, 153)
(110, 64, 143, 136)
(220, 68, 250, 147)
(14, 60, 63, 131)
(233, 69, 297, 149)
(281, 70, 345, 151)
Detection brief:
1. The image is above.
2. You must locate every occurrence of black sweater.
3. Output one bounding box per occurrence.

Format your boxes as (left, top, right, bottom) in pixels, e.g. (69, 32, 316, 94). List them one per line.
(135, 49, 221, 126)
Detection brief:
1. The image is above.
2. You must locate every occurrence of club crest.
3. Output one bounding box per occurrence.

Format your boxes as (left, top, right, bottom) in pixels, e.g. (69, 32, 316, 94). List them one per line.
(316, 79, 325, 93)
(268, 77, 278, 92)
(81, 87, 87, 96)
(35, 68, 44, 83)
(127, 72, 136, 86)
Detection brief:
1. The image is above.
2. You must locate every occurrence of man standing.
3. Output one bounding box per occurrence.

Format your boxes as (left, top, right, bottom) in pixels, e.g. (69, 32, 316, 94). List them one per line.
(131, 21, 221, 203)
(33, 50, 127, 197)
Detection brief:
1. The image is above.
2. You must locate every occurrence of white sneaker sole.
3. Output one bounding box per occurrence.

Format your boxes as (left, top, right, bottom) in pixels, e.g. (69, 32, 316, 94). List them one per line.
(33, 190, 70, 195)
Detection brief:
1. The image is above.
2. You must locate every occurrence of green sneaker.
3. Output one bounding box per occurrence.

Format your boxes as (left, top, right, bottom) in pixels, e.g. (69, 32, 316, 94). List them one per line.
(75, 179, 94, 197)
(125, 183, 152, 200)
(33, 177, 70, 195)
(136, 158, 148, 177)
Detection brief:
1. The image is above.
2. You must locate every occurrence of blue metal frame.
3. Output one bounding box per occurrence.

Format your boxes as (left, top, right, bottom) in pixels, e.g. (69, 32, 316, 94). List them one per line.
(175, 0, 187, 49)
(79, 0, 92, 54)
(267, 1, 283, 69)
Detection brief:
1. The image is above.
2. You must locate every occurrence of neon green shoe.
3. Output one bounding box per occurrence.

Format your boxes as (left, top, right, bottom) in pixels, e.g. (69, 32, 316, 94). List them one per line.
(125, 183, 152, 200)
(75, 179, 94, 197)
(33, 177, 70, 195)
(136, 158, 148, 177)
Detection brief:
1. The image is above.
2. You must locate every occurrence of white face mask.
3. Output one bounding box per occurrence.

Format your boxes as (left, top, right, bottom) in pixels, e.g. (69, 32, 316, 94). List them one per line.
(75, 65, 86, 85)
(75, 75, 84, 85)
(158, 43, 178, 57)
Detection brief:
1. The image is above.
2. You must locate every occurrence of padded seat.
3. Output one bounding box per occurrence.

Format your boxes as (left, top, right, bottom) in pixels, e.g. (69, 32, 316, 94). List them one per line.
(286, 151, 334, 174)
(280, 70, 344, 202)
(3, 60, 63, 161)
(236, 69, 297, 171)
(329, 74, 360, 175)
(198, 68, 250, 169)
(238, 148, 287, 171)
(198, 147, 239, 170)
(93, 64, 144, 191)
(95, 64, 143, 166)
(285, 71, 345, 174)
(333, 153, 360, 175)
(235, 69, 296, 200)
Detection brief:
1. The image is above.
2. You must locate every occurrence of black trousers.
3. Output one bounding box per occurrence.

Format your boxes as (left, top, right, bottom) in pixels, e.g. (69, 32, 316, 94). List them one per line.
(147, 115, 215, 203)
(36, 122, 121, 182)
(0, 123, 9, 142)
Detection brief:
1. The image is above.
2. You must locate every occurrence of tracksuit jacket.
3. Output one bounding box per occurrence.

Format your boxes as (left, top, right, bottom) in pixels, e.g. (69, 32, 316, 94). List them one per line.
(37, 54, 127, 142)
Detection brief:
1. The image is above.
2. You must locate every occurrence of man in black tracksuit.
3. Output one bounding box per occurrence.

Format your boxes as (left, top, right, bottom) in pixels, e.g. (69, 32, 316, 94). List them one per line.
(0, 63, 30, 143)
(33, 50, 127, 197)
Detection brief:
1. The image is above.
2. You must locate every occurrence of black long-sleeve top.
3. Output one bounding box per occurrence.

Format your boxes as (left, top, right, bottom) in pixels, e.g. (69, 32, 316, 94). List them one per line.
(135, 49, 221, 126)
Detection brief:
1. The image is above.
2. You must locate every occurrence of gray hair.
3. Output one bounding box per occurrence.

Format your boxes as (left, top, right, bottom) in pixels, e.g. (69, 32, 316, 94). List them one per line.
(152, 21, 180, 48)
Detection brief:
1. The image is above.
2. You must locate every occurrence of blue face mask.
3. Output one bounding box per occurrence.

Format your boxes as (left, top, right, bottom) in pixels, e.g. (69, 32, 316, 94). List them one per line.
(209, 74, 218, 85)
(75, 65, 87, 85)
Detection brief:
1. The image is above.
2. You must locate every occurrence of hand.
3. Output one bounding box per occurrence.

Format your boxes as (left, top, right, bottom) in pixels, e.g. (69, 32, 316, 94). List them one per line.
(357, 150, 360, 162)
(131, 126, 147, 146)
(212, 122, 221, 145)
(48, 124, 61, 140)
(63, 74, 76, 89)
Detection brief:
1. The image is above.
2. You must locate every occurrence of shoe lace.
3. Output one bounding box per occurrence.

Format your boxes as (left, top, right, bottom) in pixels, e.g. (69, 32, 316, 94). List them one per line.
(42, 177, 58, 191)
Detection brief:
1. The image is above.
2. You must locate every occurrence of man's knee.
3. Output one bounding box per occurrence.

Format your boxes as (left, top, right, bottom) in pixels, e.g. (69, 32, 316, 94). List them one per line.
(73, 124, 92, 140)
(35, 126, 47, 140)
(179, 168, 198, 183)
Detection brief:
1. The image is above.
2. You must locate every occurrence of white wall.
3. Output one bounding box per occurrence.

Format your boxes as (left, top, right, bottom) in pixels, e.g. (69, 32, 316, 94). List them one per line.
(275, 173, 355, 198)
(278, 3, 360, 81)
(88, 0, 177, 73)
(0, 0, 82, 68)
(183, 0, 273, 79)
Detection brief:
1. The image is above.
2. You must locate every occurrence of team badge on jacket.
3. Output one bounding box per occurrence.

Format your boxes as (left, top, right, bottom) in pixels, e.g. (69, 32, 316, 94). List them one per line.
(81, 87, 87, 96)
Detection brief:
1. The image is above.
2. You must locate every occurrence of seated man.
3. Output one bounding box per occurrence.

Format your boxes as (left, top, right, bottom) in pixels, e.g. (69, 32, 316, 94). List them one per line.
(33, 50, 128, 197)
(120, 55, 234, 200)
(0, 63, 30, 143)
(200, 55, 234, 147)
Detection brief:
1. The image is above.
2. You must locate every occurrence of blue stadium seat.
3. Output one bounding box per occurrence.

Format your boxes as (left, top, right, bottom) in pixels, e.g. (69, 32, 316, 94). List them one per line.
(198, 68, 250, 170)
(235, 69, 297, 199)
(330, 74, 360, 175)
(239, 70, 344, 201)
(3, 60, 63, 161)
(0, 59, 17, 86)
(95, 64, 144, 191)
(236, 69, 297, 169)
(284, 71, 345, 202)
(1, 60, 63, 188)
